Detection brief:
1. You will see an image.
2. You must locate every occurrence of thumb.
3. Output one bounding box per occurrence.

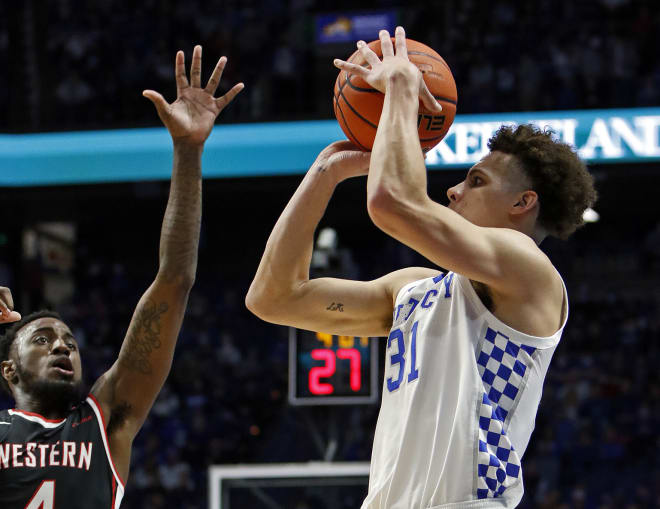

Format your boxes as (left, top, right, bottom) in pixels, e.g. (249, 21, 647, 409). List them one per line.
(143, 90, 170, 117)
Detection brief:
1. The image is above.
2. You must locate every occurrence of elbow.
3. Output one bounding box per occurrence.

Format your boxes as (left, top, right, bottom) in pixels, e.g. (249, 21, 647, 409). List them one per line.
(246, 277, 303, 325)
(245, 287, 263, 318)
(367, 184, 394, 219)
(245, 283, 278, 323)
(367, 185, 406, 233)
(157, 269, 196, 292)
(367, 185, 429, 237)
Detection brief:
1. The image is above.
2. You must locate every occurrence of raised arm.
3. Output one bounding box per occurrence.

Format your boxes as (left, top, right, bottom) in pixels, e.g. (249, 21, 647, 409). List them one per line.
(333, 28, 558, 300)
(91, 46, 243, 479)
(246, 141, 436, 338)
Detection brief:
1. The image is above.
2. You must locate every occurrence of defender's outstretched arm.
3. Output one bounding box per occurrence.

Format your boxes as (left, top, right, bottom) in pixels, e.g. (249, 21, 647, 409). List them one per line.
(91, 46, 243, 481)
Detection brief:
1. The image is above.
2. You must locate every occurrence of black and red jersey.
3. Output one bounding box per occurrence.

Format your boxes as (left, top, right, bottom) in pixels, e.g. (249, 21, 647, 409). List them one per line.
(0, 395, 124, 508)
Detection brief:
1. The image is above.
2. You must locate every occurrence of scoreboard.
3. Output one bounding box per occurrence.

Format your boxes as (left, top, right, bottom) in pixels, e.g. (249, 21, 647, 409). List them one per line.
(288, 328, 379, 405)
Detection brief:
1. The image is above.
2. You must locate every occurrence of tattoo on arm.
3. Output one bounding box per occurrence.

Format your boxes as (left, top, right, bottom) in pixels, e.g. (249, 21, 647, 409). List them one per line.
(326, 302, 344, 312)
(159, 145, 202, 283)
(119, 300, 169, 375)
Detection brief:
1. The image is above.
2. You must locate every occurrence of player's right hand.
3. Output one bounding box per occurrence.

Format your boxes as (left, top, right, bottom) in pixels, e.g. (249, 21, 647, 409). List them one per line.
(333, 26, 442, 113)
(0, 287, 21, 324)
(143, 45, 244, 147)
(311, 141, 371, 182)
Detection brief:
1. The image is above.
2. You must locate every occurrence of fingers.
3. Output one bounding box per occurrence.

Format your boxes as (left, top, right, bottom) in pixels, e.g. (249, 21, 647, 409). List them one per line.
(175, 50, 189, 94)
(0, 287, 20, 324)
(190, 45, 202, 88)
(325, 140, 362, 154)
(394, 26, 408, 58)
(0, 287, 14, 311)
(420, 83, 443, 113)
(215, 82, 245, 110)
(329, 149, 370, 165)
(0, 310, 21, 324)
(379, 30, 394, 57)
(333, 59, 369, 78)
(205, 56, 227, 95)
(357, 40, 381, 68)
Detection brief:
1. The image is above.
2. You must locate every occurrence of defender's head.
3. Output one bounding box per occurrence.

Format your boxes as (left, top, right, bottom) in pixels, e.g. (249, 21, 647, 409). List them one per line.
(0, 311, 84, 410)
(447, 124, 597, 242)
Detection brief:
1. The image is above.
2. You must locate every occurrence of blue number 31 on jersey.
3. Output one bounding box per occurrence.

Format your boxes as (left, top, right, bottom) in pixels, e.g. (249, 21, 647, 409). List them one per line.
(387, 321, 420, 392)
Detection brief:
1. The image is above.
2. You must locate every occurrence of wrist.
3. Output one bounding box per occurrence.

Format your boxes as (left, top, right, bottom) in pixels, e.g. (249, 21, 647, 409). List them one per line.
(308, 162, 343, 187)
(173, 139, 205, 156)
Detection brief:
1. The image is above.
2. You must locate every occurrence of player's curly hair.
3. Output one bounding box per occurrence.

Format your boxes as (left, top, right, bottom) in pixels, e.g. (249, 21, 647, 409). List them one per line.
(0, 310, 62, 395)
(488, 124, 597, 239)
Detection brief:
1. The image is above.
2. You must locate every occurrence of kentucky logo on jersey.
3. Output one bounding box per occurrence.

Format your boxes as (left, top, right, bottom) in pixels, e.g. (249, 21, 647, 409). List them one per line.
(391, 272, 454, 328)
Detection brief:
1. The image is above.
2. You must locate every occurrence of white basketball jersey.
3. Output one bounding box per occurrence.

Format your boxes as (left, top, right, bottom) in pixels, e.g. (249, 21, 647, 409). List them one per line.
(362, 271, 567, 509)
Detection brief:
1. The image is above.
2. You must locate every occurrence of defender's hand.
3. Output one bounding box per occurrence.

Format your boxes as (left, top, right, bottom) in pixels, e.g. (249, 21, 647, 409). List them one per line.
(333, 27, 441, 113)
(0, 287, 21, 323)
(311, 141, 371, 183)
(143, 45, 244, 146)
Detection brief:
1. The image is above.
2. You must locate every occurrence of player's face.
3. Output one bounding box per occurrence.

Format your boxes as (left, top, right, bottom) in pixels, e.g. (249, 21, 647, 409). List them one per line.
(13, 318, 83, 389)
(446, 151, 527, 227)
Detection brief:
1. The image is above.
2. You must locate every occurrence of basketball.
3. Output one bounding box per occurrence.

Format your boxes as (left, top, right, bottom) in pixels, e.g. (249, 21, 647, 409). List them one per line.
(333, 38, 457, 152)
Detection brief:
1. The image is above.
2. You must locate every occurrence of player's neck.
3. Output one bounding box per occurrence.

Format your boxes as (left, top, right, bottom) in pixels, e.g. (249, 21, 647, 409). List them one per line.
(507, 219, 546, 245)
(13, 389, 74, 420)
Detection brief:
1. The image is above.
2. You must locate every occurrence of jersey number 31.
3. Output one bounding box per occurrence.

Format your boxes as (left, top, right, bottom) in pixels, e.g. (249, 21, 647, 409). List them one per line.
(387, 321, 420, 392)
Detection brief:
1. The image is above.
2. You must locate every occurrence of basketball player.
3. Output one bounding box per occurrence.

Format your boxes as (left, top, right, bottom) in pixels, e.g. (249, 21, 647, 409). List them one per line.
(246, 27, 596, 508)
(0, 46, 243, 508)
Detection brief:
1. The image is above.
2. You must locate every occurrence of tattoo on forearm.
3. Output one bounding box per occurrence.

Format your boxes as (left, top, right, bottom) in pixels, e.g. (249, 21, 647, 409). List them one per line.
(160, 147, 202, 282)
(120, 300, 169, 375)
(326, 302, 344, 312)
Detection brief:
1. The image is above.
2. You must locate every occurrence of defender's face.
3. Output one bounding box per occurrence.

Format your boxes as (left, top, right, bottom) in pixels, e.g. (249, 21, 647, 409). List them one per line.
(13, 318, 83, 387)
(446, 151, 525, 228)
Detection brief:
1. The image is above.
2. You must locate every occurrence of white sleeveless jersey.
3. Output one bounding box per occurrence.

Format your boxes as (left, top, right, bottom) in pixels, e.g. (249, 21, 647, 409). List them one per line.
(362, 271, 567, 509)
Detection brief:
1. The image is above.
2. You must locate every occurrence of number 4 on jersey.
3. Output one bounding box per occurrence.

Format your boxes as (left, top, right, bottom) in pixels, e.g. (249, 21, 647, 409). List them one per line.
(387, 321, 420, 392)
(25, 480, 55, 509)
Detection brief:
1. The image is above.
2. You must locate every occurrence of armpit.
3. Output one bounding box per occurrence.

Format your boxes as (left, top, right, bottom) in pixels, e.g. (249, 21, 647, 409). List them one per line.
(107, 401, 132, 435)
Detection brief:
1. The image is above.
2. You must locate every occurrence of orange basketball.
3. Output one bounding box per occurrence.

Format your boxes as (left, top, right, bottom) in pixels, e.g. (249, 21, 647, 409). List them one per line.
(333, 38, 457, 151)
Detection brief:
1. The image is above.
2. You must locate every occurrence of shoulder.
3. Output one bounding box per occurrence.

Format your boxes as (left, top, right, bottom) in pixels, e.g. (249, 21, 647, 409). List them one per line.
(482, 228, 560, 296)
(0, 409, 9, 440)
(380, 267, 440, 304)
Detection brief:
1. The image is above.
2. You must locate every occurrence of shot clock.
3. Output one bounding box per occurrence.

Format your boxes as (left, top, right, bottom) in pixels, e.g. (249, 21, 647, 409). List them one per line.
(288, 328, 379, 405)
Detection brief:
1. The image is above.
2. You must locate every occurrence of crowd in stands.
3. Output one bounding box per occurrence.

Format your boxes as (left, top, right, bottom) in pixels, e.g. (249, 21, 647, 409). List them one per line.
(1, 0, 658, 131)
(0, 3, 8, 131)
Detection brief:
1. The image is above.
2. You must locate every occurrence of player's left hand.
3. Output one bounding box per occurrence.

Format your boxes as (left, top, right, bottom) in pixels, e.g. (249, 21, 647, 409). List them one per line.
(333, 26, 442, 113)
(143, 46, 244, 146)
(312, 141, 371, 183)
(0, 286, 21, 324)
